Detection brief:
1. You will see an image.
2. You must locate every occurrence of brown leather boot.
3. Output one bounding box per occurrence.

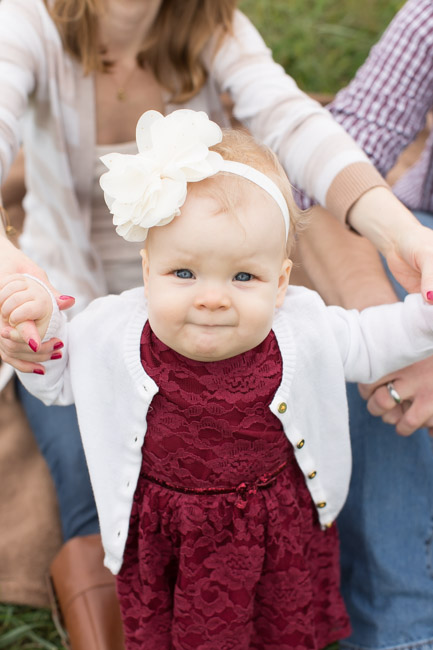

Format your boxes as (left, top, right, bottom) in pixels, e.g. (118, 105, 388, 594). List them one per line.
(50, 534, 125, 650)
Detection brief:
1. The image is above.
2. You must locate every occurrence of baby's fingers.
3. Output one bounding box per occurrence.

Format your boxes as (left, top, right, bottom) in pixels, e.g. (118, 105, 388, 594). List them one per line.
(3, 295, 44, 328)
(0, 286, 38, 327)
(0, 276, 31, 317)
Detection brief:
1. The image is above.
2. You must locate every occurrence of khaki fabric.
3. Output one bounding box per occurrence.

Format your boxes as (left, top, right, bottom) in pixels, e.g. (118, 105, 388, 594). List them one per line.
(0, 377, 62, 607)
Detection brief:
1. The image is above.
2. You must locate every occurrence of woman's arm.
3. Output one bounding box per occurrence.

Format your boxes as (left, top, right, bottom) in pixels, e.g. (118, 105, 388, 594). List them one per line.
(209, 10, 387, 225)
(0, 1, 75, 355)
(347, 186, 433, 300)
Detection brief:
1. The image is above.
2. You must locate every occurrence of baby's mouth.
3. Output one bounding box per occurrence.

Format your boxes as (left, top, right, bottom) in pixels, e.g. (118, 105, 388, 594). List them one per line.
(192, 322, 232, 328)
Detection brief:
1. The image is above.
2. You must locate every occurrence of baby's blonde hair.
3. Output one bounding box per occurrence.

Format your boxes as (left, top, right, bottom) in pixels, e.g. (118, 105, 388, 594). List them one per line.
(191, 129, 307, 254)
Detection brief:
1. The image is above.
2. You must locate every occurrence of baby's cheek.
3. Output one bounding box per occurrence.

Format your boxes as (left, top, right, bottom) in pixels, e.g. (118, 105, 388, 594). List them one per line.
(147, 299, 175, 336)
(155, 298, 176, 321)
(251, 301, 274, 335)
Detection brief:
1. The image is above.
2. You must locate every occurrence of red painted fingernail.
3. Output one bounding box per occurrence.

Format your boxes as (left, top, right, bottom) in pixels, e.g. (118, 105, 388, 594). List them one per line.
(59, 295, 74, 300)
(28, 339, 38, 352)
(53, 341, 64, 350)
(33, 368, 44, 375)
(427, 291, 433, 301)
(50, 352, 62, 360)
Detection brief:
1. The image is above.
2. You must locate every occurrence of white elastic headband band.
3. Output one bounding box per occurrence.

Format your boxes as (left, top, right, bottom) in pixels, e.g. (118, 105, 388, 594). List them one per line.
(219, 160, 290, 239)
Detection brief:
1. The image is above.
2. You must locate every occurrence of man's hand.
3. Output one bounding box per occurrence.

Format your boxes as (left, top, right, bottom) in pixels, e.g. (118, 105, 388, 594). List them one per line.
(358, 355, 433, 436)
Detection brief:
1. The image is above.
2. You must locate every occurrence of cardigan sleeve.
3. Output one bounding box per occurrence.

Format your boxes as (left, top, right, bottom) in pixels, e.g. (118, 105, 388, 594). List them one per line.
(0, 0, 44, 186)
(327, 0, 433, 178)
(327, 293, 433, 383)
(206, 10, 387, 222)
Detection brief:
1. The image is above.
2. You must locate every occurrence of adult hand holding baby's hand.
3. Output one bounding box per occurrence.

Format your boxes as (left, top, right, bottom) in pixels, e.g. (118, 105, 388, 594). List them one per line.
(385, 221, 433, 304)
(0, 273, 62, 374)
(348, 187, 433, 303)
(0, 238, 74, 338)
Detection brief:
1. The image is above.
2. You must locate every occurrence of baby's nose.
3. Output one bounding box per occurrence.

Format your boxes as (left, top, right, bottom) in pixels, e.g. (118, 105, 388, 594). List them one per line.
(195, 285, 231, 310)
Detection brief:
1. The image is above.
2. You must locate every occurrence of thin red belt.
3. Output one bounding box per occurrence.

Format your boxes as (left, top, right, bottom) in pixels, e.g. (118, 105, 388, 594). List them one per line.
(141, 459, 289, 510)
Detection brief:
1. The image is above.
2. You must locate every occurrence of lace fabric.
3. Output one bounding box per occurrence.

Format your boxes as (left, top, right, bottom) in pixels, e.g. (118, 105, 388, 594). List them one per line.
(116, 324, 350, 649)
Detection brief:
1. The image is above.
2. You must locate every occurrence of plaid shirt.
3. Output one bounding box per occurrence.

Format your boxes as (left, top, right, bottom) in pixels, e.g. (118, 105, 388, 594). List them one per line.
(328, 0, 433, 213)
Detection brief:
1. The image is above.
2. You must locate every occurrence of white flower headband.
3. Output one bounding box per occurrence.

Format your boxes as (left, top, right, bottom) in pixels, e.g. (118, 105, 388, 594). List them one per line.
(100, 109, 290, 242)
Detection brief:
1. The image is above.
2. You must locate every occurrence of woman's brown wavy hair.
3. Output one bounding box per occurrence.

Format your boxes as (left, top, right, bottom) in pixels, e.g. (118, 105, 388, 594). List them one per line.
(43, 0, 237, 103)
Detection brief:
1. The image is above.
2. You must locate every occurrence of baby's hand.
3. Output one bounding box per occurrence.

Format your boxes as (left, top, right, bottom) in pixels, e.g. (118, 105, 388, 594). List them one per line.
(0, 275, 58, 372)
(0, 273, 53, 338)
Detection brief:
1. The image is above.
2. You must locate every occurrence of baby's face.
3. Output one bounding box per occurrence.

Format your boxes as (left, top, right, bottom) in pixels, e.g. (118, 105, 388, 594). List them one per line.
(142, 184, 291, 362)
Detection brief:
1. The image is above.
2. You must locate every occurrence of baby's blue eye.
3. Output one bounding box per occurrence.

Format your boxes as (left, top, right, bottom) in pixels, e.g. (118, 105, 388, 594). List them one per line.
(174, 269, 194, 279)
(234, 272, 253, 282)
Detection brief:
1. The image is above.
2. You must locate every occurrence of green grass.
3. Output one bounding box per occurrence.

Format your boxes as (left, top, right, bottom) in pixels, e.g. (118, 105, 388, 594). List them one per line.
(239, 0, 404, 93)
(0, 605, 64, 649)
(0, 1, 405, 647)
(0, 603, 338, 650)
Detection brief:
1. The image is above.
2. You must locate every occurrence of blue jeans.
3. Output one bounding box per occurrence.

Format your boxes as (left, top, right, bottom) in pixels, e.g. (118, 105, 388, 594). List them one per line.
(16, 381, 99, 541)
(339, 210, 433, 650)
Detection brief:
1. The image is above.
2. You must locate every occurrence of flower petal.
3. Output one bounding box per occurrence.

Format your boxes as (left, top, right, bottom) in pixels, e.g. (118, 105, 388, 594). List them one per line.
(152, 110, 222, 168)
(136, 110, 164, 153)
(116, 221, 148, 242)
(151, 178, 187, 221)
(182, 151, 223, 181)
(101, 109, 224, 241)
(102, 169, 146, 202)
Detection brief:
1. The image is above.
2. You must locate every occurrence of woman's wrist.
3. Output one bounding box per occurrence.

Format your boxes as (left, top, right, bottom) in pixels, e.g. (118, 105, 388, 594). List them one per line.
(347, 186, 418, 255)
(347, 186, 433, 300)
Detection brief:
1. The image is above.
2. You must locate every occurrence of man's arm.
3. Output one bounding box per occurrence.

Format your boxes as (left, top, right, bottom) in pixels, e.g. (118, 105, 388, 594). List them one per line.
(328, 0, 433, 177)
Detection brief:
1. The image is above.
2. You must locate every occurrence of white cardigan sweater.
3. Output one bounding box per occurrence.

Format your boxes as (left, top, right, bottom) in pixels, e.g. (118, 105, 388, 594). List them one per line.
(17, 285, 433, 574)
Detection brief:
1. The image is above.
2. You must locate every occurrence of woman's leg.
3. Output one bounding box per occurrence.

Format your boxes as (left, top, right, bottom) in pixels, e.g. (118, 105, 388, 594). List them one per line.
(16, 380, 98, 540)
(339, 210, 433, 650)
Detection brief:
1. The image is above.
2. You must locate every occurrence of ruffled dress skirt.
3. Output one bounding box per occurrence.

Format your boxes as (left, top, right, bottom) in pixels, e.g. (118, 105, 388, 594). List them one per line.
(116, 324, 350, 649)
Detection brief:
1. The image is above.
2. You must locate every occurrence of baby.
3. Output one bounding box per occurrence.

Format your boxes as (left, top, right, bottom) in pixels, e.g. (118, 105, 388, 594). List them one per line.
(2, 110, 433, 650)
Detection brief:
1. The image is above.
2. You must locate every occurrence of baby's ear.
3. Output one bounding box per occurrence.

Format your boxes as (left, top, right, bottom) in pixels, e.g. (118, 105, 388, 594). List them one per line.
(276, 258, 292, 307)
(140, 249, 149, 296)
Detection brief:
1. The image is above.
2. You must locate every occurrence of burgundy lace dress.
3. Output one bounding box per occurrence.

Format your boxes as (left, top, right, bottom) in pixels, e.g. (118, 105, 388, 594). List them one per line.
(116, 323, 350, 649)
